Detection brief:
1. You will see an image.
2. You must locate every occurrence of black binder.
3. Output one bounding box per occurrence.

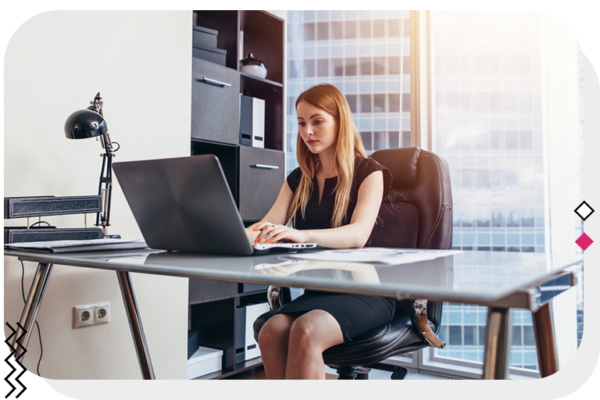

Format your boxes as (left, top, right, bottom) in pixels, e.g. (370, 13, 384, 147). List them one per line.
(4, 227, 103, 244)
(4, 196, 102, 219)
(4, 195, 104, 243)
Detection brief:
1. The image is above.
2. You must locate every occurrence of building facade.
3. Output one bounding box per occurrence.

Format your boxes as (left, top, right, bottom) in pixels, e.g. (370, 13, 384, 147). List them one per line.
(284, 10, 583, 375)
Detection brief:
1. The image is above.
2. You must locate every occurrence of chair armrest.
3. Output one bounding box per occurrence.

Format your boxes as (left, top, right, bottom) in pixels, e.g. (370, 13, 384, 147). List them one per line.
(267, 285, 282, 310)
(413, 299, 445, 348)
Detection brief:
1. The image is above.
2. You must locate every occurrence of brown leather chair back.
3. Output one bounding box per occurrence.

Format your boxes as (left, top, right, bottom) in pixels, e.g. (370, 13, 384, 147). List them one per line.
(370, 147, 453, 332)
(370, 147, 453, 250)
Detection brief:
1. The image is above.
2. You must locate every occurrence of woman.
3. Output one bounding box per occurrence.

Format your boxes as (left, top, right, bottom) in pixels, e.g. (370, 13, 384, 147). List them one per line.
(246, 83, 394, 379)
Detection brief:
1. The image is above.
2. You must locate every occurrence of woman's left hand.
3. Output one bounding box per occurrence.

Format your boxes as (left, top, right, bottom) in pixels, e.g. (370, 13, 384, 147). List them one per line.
(252, 222, 309, 244)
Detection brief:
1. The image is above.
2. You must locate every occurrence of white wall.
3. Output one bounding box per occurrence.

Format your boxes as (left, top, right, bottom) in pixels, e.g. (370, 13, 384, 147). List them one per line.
(3, 11, 192, 379)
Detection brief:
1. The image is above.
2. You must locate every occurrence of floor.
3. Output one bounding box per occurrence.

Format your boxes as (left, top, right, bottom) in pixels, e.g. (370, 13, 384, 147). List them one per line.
(225, 365, 456, 380)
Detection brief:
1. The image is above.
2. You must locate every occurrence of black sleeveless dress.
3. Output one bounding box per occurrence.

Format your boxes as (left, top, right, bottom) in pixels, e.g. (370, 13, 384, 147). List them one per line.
(265, 157, 396, 343)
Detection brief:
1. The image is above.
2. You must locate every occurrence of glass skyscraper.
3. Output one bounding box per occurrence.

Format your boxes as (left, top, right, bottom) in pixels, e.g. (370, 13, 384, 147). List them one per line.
(285, 10, 583, 376)
(286, 10, 412, 175)
(431, 10, 583, 372)
(432, 10, 545, 371)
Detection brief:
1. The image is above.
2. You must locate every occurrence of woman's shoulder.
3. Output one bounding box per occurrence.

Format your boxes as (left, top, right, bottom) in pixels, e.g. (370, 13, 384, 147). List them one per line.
(354, 157, 387, 178)
(353, 157, 392, 195)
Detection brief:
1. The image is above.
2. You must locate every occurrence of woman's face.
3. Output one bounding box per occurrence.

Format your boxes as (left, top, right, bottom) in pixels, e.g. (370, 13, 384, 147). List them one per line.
(296, 101, 338, 156)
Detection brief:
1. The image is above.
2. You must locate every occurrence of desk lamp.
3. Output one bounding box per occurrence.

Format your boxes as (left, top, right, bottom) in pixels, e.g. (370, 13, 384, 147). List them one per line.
(64, 92, 120, 238)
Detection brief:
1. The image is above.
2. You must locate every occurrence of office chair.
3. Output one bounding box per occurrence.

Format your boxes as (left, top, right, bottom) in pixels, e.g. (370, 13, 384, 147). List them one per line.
(253, 147, 453, 379)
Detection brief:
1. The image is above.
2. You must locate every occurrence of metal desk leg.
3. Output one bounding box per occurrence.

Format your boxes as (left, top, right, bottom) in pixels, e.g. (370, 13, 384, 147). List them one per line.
(116, 271, 156, 379)
(532, 302, 558, 377)
(482, 307, 513, 379)
(10, 262, 53, 360)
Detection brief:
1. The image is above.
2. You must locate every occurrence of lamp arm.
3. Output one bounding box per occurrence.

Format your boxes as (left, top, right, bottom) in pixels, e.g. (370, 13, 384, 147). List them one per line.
(102, 132, 114, 152)
(83, 92, 117, 237)
(96, 142, 114, 236)
(105, 149, 113, 231)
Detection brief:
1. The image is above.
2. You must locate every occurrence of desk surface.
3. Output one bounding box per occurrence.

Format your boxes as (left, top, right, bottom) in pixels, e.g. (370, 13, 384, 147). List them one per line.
(5, 249, 582, 310)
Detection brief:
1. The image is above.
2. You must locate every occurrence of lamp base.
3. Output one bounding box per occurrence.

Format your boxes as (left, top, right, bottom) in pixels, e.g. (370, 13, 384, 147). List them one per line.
(103, 234, 122, 239)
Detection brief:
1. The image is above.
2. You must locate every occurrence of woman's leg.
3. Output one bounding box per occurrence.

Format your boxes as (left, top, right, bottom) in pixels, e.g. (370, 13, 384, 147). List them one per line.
(257, 313, 295, 379)
(285, 310, 344, 379)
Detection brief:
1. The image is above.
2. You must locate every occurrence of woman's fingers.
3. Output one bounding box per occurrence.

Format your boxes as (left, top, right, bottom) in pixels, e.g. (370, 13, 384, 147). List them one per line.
(269, 230, 298, 244)
(253, 224, 304, 245)
(254, 223, 277, 243)
(262, 226, 283, 244)
(253, 222, 273, 232)
(260, 226, 287, 244)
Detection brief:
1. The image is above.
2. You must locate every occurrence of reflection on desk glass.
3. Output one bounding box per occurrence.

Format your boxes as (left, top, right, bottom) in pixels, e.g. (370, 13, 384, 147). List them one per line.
(106, 256, 148, 265)
(255, 260, 381, 284)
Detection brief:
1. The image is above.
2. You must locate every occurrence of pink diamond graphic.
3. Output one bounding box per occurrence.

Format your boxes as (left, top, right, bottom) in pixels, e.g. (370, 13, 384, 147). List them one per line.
(576, 233, 593, 251)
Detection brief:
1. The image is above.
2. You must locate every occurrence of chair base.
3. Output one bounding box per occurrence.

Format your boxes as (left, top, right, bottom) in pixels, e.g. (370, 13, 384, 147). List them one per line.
(336, 366, 371, 380)
(335, 365, 408, 380)
(391, 366, 408, 380)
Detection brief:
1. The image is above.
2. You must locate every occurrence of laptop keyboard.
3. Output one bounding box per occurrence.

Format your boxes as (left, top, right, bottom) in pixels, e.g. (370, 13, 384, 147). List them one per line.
(252, 242, 317, 251)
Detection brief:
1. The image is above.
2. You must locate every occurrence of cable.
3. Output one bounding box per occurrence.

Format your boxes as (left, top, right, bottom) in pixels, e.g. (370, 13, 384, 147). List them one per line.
(19, 260, 43, 376)
(28, 221, 52, 228)
(111, 141, 120, 152)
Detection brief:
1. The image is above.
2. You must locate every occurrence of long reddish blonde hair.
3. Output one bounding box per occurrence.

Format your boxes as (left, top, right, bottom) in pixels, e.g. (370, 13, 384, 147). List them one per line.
(287, 84, 367, 228)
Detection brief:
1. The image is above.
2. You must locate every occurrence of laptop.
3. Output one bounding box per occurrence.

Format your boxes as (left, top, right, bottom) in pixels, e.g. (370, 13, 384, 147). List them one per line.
(112, 155, 316, 255)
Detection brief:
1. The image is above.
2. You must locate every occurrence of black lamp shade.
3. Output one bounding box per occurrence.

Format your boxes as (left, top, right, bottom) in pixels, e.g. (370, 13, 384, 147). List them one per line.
(64, 109, 108, 139)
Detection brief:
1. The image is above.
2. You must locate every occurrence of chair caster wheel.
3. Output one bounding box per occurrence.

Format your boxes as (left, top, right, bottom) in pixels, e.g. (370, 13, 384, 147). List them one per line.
(336, 366, 370, 380)
(391, 366, 408, 380)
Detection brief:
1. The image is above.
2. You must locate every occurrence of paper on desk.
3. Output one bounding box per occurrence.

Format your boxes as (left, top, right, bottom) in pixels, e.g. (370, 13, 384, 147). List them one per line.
(5, 238, 148, 253)
(286, 248, 463, 265)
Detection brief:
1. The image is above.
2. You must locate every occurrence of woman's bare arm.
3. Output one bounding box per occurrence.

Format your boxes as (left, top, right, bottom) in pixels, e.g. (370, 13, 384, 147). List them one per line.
(256, 171, 384, 248)
(245, 181, 294, 242)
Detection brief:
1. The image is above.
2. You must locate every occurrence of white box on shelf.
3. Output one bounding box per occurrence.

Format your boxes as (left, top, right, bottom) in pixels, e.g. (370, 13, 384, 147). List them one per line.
(246, 302, 269, 359)
(251, 97, 265, 149)
(187, 346, 223, 379)
(236, 302, 270, 363)
(239, 94, 265, 148)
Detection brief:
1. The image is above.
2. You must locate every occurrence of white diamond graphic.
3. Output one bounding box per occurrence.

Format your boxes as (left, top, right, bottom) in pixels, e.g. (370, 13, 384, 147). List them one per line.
(575, 201, 595, 221)
(579, 204, 592, 218)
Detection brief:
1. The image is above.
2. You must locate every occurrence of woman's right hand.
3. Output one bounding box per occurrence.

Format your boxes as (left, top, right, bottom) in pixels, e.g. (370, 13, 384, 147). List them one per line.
(252, 222, 309, 244)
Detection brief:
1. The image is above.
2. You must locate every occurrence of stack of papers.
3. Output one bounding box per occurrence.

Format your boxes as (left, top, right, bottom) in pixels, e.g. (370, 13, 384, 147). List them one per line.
(287, 248, 462, 265)
(4, 238, 148, 253)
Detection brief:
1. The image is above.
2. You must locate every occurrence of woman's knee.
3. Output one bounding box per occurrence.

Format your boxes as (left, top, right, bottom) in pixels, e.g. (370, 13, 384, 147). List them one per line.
(288, 311, 344, 353)
(258, 314, 293, 348)
(288, 317, 318, 350)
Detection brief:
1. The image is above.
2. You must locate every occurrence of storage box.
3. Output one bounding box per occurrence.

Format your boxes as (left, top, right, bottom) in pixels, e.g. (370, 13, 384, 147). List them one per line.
(193, 25, 218, 48)
(187, 346, 223, 379)
(192, 43, 227, 66)
(235, 302, 270, 363)
(187, 329, 201, 360)
(239, 95, 266, 148)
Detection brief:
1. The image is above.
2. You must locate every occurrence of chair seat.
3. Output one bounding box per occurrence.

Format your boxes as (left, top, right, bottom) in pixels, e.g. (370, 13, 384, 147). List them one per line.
(253, 311, 436, 368)
(323, 313, 435, 367)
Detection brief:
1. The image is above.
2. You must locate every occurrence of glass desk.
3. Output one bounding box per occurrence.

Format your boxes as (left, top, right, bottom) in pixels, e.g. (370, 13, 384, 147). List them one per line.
(4, 248, 582, 380)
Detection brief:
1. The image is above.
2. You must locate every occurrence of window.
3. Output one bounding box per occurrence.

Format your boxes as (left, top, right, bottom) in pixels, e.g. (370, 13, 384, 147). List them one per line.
(286, 10, 411, 174)
(285, 10, 584, 379)
(430, 10, 584, 377)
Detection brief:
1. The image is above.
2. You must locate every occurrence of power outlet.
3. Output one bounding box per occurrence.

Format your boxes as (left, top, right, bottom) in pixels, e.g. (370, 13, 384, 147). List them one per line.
(73, 302, 111, 328)
(73, 305, 94, 329)
(94, 302, 110, 324)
